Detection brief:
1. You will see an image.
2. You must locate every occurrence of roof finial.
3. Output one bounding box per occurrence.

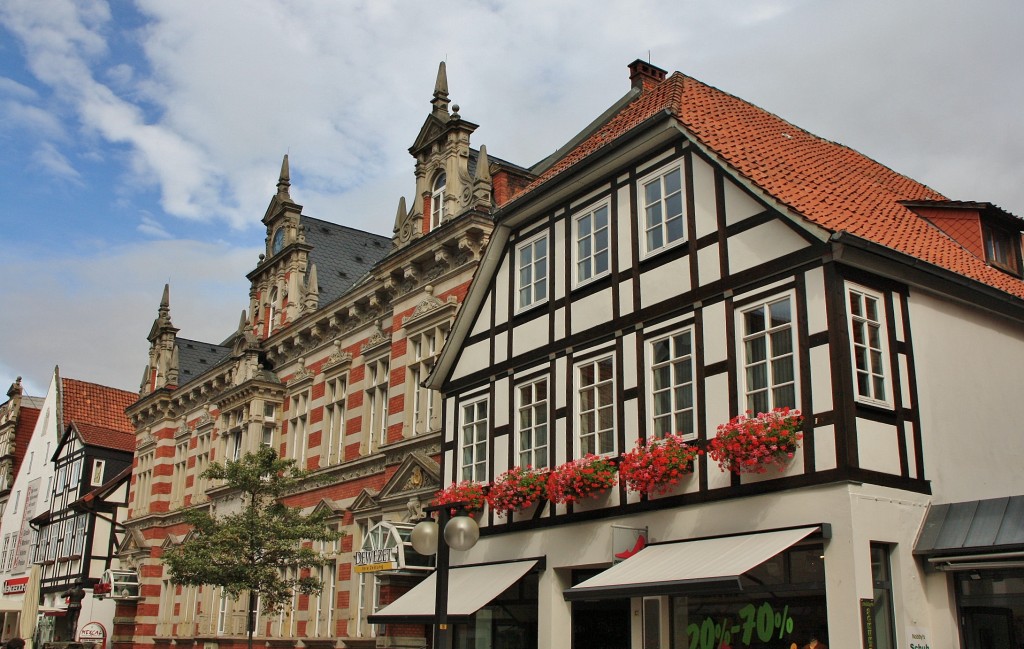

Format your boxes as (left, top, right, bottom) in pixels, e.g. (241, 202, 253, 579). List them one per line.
(392, 195, 408, 235)
(475, 145, 491, 182)
(277, 154, 291, 197)
(432, 61, 450, 115)
(159, 283, 170, 316)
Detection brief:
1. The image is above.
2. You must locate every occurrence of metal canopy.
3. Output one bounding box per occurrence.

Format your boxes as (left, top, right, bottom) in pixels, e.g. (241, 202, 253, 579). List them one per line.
(367, 559, 537, 623)
(564, 526, 819, 601)
(915, 496, 1024, 570)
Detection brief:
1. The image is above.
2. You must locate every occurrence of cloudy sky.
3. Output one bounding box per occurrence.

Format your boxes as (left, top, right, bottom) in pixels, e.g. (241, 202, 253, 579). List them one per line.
(1, 0, 1022, 397)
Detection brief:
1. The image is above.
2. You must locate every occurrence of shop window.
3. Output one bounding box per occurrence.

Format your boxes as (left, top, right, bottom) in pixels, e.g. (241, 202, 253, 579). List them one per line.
(674, 542, 828, 648)
(870, 543, 897, 649)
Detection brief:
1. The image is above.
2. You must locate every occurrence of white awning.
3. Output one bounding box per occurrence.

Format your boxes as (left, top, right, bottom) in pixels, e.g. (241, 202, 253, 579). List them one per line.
(565, 526, 819, 601)
(0, 597, 24, 612)
(368, 559, 537, 623)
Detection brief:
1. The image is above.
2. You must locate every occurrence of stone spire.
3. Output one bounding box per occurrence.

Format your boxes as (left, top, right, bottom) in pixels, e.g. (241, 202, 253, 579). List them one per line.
(472, 144, 493, 208)
(276, 154, 291, 198)
(145, 283, 179, 394)
(166, 344, 180, 386)
(238, 309, 249, 333)
(475, 144, 491, 182)
(303, 263, 320, 312)
(431, 61, 450, 117)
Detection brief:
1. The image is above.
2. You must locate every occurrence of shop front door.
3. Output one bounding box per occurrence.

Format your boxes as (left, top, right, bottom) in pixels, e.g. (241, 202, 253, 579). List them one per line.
(962, 606, 1016, 649)
(572, 599, 630, 649)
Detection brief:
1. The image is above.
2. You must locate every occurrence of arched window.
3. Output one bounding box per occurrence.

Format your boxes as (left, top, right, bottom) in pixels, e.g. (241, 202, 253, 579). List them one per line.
(431, 172, 446, 230)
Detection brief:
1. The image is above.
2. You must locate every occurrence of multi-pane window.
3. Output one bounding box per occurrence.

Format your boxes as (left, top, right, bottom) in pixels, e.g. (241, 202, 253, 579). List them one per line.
(135, 452, 154, 514)
(578, 357, 615, 455)
(1, 534, 12, 570)
(71, 513, 86, 555)
(217, 587, 229, 635)
(516, 233, 548, 311)
(289, 390, 310, 466)
(431, 172, 447, 230)
(194, 431, 212, 501)
(641, 163, 685, 254)
(323, 376, 347, 466)
(650, 329, 696, 440)
(409, 327, 444, 435)
(982, 222, 1021, 275)
(575, 203, 610, 285)
(848, 285, 890, 406)
(516, 379, 549, 469)
(171, 440, 189, 508)
(741, 296, 796, 414)
(460, 397, 489, 482)
(366, 358, 390, 451)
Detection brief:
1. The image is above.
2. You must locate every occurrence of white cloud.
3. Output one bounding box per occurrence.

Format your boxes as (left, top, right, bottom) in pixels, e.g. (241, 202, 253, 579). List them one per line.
(0, 76, 39, 100)
(0, 239, 258, 393)
(30, 141, 81, 182)
(0, 99, 64, 138)
(137, 213, 171, 238)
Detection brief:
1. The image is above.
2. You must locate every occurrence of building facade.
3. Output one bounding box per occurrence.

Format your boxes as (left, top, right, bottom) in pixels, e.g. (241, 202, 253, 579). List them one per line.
(0, 367, 136, 649)
(389, 61, 1024, 649)
(119, 64, 531, 649)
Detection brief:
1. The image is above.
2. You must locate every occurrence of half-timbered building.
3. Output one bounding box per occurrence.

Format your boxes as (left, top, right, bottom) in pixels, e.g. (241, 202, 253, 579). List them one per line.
(398, 61, 1024, 649)
(119, 64, 531, 649)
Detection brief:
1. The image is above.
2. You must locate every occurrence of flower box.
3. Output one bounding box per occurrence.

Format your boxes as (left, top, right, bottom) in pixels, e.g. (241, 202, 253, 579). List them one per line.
(487, 466, 549, 517)
(708, 407, 804, 474)
(547, 455, 618, 505)
(432, 480, 487, 517)
(619, 433, 698, 495)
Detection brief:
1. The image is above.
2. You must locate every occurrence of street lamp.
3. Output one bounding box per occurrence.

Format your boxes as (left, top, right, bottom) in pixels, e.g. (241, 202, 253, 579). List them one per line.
(410, 502, 480, 649)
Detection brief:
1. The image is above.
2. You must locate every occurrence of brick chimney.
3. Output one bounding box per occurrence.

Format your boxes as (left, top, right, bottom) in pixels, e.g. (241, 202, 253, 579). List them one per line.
(628, 59, 667, 91)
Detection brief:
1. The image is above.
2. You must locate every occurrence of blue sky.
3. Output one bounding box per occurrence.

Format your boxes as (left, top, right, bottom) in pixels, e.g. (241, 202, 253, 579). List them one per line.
(1, 0, 1023, 396)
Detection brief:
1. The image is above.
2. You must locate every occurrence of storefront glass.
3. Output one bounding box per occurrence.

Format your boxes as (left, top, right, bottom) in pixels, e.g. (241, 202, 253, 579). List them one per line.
(957, 569, 1024, 649)
(453, 572, 538, 649)
(670, 543, 827, 649)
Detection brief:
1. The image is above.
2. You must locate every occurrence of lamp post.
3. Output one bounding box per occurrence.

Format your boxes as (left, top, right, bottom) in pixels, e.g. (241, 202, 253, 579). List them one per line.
(410, 502, 480, 649)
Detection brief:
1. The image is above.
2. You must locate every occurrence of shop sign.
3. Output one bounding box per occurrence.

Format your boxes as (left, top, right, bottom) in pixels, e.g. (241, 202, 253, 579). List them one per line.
(3, 577, 28, 595)
(685, 600, 799, 649)
(907, 626, 930, 649)
(354, 547, 399, 573)
(860, 598, 875, 649)
(79, 622, 105, 641)
(611, 525, 647, 564)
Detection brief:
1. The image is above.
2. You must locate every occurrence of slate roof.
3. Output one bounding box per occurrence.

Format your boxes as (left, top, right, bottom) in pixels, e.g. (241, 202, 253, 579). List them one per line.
(176, 338, 233, 388)
(72, 421, 135, 452)
(302, 216, 391, 304)
(61, 377, 135, 433)
(510, 71, 1024, 300)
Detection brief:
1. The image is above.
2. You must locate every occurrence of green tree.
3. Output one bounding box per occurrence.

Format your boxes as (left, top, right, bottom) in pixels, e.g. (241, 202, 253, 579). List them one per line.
(163, 447, 337, 649)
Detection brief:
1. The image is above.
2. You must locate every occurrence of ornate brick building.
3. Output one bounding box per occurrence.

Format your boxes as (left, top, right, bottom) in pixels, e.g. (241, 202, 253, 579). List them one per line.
(118, 64, 530, 649)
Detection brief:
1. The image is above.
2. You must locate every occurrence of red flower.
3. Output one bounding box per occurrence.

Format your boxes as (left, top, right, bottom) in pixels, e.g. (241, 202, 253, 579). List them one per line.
(547, 455, 618, 505)
(707, 408, 803, 475)
(432, 481, 487, 516)
(487, 466, 550, 517)
(619, 433, 698, 495)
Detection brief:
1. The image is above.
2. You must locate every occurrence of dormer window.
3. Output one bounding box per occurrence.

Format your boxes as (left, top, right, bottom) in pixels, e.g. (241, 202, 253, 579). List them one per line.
(982, 222, 1021, 276)
(431, 172, 447, 230)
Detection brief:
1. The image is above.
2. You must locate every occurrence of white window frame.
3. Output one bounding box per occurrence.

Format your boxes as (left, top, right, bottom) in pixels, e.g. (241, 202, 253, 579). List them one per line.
(289, 389, 310, 467)
(516, 377, 550, 469)
(639, 161, 686, 257)
(431, 172, 447, 230)
(739, 292, 799, 414)
(365, 357, 390, 452)
(90, 459, 105, 486)
(323, 374, 347, 466)
(846, 283, 894, 408)
(459, 396, 489, 482)
(575, 355, 617, 456)
(408, 325, 445, 435)
(648, 327, 697, 441)
(515, 231, 549, 312)
(574, 200, 611, 287)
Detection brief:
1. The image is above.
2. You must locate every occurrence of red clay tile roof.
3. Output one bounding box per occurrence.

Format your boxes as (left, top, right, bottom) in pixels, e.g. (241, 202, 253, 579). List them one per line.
(72, 421, 136, 452)
(514, 72, 1024, 300)
(61, 377, 136, 434)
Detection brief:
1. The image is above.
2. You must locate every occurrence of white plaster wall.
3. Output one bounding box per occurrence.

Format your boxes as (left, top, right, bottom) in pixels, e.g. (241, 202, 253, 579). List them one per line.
(493, 262, 510, 325)
(510, 316, 548, 357)
(571, 288, 614, 335)
(691, 155, 718, 240)
(728, 220, 808, 274)
(810, 345, 834, 416)
(696, 240, 722, 285)
(449, 339, 490, 383)
(856, 417, 903, 475)
(804, 266, 828, 334)
(615, 184, 633, 275)
(908, 291, 1024, 502)
(723, 180, 764, 226)
(639, 256, 691, 308)
(470, 293, 492, 337)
